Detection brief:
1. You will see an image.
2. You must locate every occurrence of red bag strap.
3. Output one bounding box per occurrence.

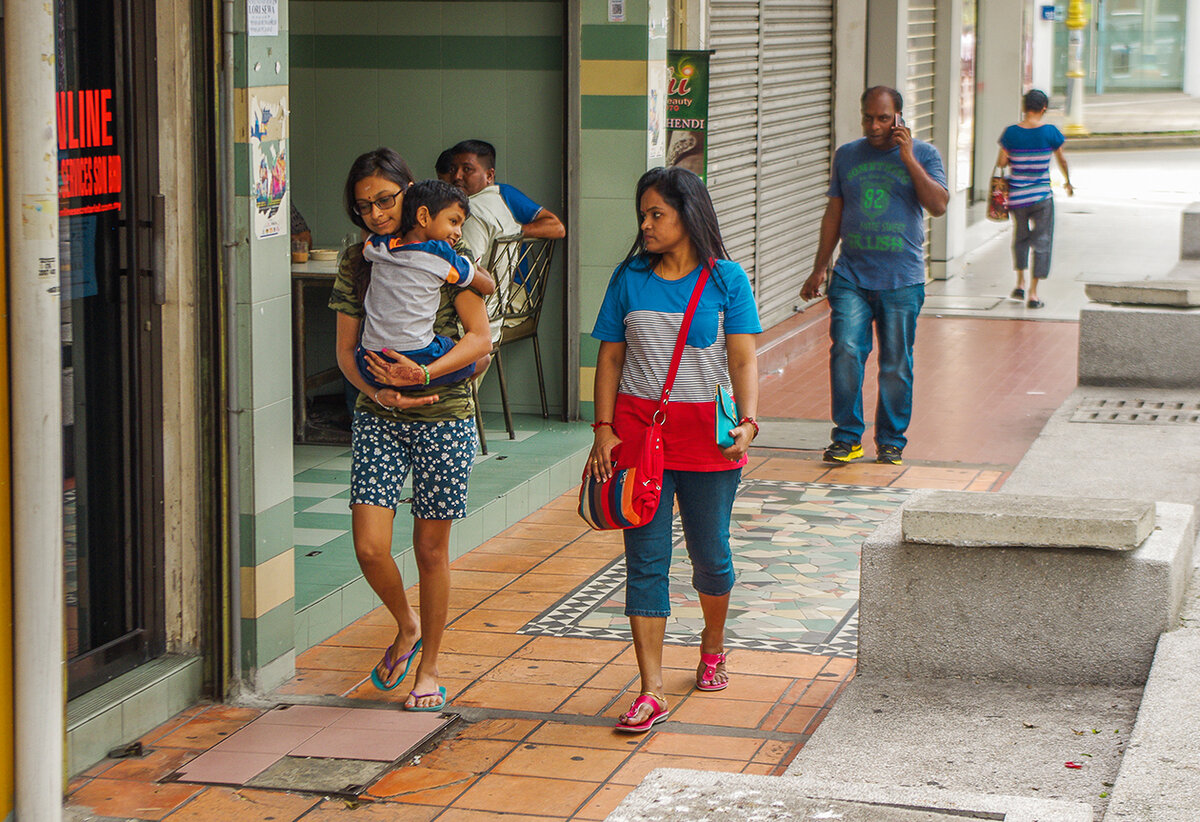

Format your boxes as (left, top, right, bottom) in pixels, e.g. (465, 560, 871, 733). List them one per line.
(658, 259, 713, 408)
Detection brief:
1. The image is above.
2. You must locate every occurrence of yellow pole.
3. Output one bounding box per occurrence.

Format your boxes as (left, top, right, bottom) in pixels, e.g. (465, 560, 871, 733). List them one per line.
(1064, 0, 1091, 136)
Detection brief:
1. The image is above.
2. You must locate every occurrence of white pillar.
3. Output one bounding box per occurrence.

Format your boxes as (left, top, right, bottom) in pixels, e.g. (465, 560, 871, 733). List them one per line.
(974, 0, 1025, 203)
(1185, 0, 1200, 96)
(5, 1, 65, 820)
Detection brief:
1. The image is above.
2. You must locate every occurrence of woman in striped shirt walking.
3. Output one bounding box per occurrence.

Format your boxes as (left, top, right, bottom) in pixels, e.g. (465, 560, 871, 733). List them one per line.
(587, 167, 762, 733)
(996, 89, 1074, 309)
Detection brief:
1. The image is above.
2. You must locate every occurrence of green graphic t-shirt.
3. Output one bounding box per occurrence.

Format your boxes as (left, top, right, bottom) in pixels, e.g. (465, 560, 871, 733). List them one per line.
(328, 243, 474, 422)
(827, 138, 947, 290)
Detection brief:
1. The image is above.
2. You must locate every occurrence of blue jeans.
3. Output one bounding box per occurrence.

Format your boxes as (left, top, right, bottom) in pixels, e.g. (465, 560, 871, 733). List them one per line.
(1011, 197, 1055, 280)
(827, 273, 924, 450)
(623, 468, 740, 618)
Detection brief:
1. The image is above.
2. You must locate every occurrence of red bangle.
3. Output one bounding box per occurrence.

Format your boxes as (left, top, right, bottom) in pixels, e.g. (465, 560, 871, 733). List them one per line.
(739, 417, 759, 438)
(591, 421, 614, 432)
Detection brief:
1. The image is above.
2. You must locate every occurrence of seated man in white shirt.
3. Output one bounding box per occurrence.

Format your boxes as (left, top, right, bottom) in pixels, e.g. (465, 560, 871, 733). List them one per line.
(446, 139, 565, 343)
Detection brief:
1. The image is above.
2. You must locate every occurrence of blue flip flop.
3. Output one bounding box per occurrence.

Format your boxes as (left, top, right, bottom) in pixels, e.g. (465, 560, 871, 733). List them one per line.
(370, 637, 422, 691)
(404, 685, 447, 712)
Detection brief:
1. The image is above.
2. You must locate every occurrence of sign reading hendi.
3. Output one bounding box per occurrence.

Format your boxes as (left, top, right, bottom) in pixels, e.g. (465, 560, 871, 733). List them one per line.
(665, 50, 710, 183)
(57, 88, 123, 215)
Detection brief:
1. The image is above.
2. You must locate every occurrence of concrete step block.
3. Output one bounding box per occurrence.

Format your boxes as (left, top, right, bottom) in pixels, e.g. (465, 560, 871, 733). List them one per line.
(1182, 201, 1200, 259)
(901, 489, 1155, 550)
(1079, 305, 1200, 388)
(1085, 279, 1200, 307)
(1103, 628, 1200, 821)
(860, 501, 1195, 685)
(607, 768, 1093, 822)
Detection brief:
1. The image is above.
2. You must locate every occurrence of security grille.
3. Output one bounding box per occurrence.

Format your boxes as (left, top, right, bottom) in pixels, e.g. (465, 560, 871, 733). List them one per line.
(1070, 398, 1200, 425)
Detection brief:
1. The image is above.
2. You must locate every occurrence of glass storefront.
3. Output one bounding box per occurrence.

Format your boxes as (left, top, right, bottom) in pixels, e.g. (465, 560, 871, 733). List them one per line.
(1054, 0, 1188, 93)
(56, 0, 164, 699)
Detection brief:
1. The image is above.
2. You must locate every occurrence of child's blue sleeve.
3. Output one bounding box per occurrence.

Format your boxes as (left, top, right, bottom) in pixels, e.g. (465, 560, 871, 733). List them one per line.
(427, 240, 476, 287)
(498, 183, 544, 225)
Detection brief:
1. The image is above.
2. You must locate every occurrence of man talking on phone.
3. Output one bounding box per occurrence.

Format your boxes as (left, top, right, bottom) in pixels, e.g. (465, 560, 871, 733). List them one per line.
(801, 86, 948, 466)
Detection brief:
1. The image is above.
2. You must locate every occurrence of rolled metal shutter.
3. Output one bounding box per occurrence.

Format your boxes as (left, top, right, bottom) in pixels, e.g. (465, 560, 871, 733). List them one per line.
(754, 0, 833, 327)
(707, 0, 760, 286)
(906, 0, 937, 265)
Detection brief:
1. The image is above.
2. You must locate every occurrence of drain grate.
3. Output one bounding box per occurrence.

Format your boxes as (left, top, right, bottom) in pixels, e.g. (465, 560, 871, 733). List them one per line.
(1071, 397, 1200, 425)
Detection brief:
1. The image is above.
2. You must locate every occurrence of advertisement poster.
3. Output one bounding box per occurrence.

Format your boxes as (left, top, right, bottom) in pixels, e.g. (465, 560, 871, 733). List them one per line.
(665, 50, 710, 182)
(250, 89, 288, 240)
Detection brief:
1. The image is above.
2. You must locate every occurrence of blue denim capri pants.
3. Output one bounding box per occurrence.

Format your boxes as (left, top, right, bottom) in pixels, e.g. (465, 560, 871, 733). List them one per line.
(622, 467, 741, 617)
(350, 410, 477, 519)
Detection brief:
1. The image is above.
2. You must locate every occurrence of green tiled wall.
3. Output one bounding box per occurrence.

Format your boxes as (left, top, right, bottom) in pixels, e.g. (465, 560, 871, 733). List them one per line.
(288, 0, 567, 417)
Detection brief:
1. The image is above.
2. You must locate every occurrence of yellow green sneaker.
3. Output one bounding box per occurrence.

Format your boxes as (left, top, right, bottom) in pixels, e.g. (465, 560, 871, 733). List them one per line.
(823, 441, 863, 464)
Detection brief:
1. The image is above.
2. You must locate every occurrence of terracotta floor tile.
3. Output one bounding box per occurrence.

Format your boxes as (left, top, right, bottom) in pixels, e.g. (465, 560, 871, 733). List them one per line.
(154, 718, 252, 751)
(744, 460, 833, 482)
(742, 763, 775, 775)
(609, 752, 743, 786)
(640, 731, 763, 761)
(439, 629, 531, 657)
(436, 810, 557, 822)
(359, 606, 399, 626)
(668, 696, 772, 729)
(448, 608, 539, 634)
(491, 742, 628, 782)
(448, 569, 520, 590)
(68, 778, 204, 821)
(482, 657, 599, 688)
(758, 703, 791, 732)
(428, 652, 503, 681)
(554, 541, 623, 560)
(475, 588, 564, 612)
(294, 645, 380, 673)
(528, 555, 613, 576)
(195, 705, 263, 722)
(774, 704, 820, 734)
(101, 749, 196, 783)
(889, 474, 972, 490)
(345, 676, 474, 705)
(901, 465, 982, 480)
(367, 766, 477, 801)
(473, 536, 566, 556)
(505, 506, 585, 527)
(525, 722, 643, 752)
(452, 680, 572, 713)
(301, 798, 439, 821)
(411, 738, 516, 774)
(818, 462, 906, 485)
(573, 783, 636, 820)
(513, 636, 628, 664)
(137, 713, 204, 747)
(723, 650, 832, 680)
(272, 669, 364, 697)
(499, 572, 582, 593)
(253, 705, 352, 726)
(557, 687, 620, 717)
(448, 718, 539, 742)
(818, 656, 857, 677)
(714, 672, 793, 703)
(451, 551, 544, 574)
(451, 773, 596, 816)
(752, 739, 796, 765)
(794, 678, 840, 708)
(165, 786, 318, 821)
(493, 522, 589, 543)
(805, 707, 831, 735)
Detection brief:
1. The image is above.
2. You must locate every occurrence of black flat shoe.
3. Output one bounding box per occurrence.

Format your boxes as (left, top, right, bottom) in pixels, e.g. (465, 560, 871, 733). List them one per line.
(1011, 288, 1025, 300)
(1027, 299, 1044, 309)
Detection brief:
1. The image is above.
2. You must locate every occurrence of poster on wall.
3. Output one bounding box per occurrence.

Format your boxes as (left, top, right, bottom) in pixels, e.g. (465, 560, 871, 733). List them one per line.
(665, 50, 710, 182)
(250, 90, 288, 240)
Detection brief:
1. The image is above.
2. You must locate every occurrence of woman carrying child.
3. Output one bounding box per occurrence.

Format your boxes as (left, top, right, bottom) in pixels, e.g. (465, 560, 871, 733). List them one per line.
(586, 166, 761, 733)
(329, 147, 492, 711)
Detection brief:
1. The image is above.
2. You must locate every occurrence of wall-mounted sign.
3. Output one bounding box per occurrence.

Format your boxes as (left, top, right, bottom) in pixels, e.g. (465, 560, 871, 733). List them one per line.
(249, 0, 279, 36)
(665, 50, 710, 182)
(250, 89, 289, 239)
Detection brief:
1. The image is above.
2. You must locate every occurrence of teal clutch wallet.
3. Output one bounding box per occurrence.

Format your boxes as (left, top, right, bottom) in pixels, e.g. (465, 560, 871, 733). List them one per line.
(715, 385, 739, 448)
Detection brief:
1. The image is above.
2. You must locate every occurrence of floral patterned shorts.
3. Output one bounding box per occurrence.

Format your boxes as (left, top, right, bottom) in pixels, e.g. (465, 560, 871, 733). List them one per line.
(350, 411, 477, 519)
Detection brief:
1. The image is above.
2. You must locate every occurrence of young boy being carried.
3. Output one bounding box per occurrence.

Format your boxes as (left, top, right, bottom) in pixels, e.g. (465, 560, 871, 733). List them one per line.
(355, 179, 495, 391)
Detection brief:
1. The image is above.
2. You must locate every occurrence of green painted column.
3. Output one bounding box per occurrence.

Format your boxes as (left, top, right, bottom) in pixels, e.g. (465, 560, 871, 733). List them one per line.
(577, 0, 667, 415)
(233, 0, 297, 691)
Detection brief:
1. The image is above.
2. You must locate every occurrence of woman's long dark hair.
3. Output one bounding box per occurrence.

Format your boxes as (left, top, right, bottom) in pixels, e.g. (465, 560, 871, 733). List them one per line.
(342, 147, 416, 301)
(616, 166, 730, 288)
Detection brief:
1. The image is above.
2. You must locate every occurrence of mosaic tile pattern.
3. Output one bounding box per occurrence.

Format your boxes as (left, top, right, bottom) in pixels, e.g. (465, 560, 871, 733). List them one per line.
(521, 480, 910, 656)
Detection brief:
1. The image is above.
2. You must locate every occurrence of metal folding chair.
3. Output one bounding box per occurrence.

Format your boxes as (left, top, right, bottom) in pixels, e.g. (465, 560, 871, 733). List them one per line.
(474, 235, 555, 450)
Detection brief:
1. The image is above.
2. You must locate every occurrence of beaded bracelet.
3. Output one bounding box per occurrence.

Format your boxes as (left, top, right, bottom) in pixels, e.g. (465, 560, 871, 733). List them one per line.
(420, 364, 430, 385)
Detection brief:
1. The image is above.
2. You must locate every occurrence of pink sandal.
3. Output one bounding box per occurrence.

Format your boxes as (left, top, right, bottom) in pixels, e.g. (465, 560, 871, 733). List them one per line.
(697, 651, 729, 691)
(614, 692, 669, 733)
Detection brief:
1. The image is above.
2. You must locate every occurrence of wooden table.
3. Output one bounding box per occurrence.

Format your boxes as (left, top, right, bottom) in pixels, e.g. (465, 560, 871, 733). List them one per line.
(291, 260, 347, 444)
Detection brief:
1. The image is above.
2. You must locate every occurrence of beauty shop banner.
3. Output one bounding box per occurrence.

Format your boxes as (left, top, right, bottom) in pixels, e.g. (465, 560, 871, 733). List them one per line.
(665, 50, 710, 183)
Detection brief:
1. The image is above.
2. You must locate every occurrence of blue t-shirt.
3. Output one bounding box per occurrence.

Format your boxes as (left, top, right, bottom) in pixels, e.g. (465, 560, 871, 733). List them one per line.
(999, 124, 1064, 208)
(498, 183, 543, 225)
(828, 138, 947, 290)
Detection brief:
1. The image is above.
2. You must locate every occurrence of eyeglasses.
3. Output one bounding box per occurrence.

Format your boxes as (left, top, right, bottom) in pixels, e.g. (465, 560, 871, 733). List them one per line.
(354, 190, 401, 215)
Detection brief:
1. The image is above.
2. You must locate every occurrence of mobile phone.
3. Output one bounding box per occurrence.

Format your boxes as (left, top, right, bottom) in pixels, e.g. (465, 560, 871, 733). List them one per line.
(893, 113, 905, 129)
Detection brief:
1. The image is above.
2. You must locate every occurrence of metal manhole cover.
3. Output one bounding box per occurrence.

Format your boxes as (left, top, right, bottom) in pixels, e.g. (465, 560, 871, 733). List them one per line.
(1071, 397, 1200, 425)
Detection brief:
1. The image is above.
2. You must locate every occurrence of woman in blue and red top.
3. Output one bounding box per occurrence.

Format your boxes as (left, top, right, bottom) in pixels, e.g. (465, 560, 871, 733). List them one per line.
(587, 167, 762, 733)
